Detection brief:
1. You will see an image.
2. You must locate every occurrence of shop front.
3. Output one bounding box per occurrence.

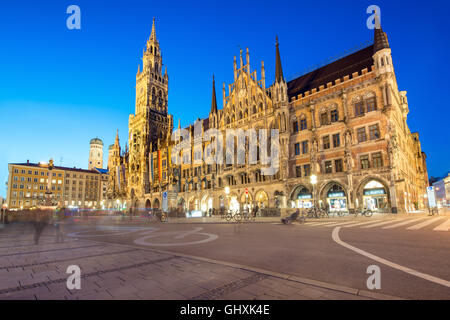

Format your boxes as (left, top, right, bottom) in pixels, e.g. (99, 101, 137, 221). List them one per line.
(255, 190, 269, 208)
(200, 195, 213, 213)
(362, 180, 388, 211)
(291, 186, 313, 209)
(326, 185, 347, 213)
(229, 194, 240, 212)
(240, 192, 253, 212)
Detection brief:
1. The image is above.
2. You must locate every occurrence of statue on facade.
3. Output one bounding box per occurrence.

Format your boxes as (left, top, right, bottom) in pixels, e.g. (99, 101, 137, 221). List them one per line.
(344, 129, 353, 147)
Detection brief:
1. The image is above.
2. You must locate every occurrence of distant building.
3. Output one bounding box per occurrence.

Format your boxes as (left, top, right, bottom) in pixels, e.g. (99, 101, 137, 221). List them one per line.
(432, 173, 450, 207)
(89, 138, 104, 170)
(5, 160, 109, 210)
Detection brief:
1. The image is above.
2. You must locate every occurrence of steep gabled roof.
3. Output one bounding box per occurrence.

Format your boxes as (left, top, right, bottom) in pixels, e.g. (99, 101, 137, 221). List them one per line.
(287, 45, 374, 99)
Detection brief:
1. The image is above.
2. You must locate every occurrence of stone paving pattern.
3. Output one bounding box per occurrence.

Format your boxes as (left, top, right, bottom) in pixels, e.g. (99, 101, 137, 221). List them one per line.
(0, 225, 368, 300)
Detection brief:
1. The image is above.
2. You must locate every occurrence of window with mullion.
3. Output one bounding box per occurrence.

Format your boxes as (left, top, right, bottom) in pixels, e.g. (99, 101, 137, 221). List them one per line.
(360, 155, 370, 169)
(357, 127, 367, 143)
(369, 124, 380, 140)
(372, 152, 383, 168)
(354, 102, 364, 116)
(323, 136, 330, 149)
(332, 134, 340, 148)
(330, 109, 339, 122)
(366, 98, 377, 112)
(300, 119, 307, 130)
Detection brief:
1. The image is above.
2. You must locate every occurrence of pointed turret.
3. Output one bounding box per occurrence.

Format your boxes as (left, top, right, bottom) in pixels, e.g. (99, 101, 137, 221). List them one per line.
(115, 129, 119, 145)
(210, 75, 218, 114)
(374, 26, 390, 54)
(150, 17, 156, 41)
(275, 36, 284, 83)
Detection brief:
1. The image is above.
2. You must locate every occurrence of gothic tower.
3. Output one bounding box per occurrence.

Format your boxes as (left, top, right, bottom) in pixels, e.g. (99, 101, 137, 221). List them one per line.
(128, 18, 173, 203)
(270, 36, 289, 181)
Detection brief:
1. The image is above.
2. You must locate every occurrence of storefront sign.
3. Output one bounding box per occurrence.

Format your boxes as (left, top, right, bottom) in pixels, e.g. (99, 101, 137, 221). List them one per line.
(298, 194, 312, 199)
(328, 191, 345, 198)
(364, 188, 386, 196)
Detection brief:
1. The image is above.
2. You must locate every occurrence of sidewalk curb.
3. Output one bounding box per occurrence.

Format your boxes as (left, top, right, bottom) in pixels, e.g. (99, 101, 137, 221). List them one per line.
(85, 238, 405, 300)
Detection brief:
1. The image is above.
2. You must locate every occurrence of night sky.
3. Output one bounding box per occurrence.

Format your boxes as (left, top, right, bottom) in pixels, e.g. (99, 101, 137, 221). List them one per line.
(1, 0, 449, 197)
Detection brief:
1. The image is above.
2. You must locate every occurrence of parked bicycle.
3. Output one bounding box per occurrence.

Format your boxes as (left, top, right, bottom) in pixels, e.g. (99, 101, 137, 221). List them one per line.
(429, 207, 439, 216)
(305, 207, 328, 219)
(242, 210, 256, 222)
(225, 210, 242, 222)
(354, 208, 374, 217)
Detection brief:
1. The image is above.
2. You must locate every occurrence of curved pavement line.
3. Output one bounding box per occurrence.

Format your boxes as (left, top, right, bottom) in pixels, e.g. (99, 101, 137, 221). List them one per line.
(332, 226, 450, 288)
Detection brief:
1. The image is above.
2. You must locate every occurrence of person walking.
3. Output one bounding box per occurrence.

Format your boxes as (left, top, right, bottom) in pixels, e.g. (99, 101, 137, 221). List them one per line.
(253, 204, 259, 218)
(32, 213, 49, 245)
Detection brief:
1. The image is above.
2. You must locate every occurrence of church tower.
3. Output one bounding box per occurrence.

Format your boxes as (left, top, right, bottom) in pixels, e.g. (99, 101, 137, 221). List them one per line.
(128, 18, 173, 202)
(89, 138, 103, 170)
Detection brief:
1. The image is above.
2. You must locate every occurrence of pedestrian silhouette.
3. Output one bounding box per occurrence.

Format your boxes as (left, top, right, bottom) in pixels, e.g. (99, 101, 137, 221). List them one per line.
(32, 212, 49, 245)
(54, 221, 64, 243)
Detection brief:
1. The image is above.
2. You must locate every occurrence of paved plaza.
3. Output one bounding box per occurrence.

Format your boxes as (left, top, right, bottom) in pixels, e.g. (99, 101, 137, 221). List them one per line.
(0, 223, 373, 300)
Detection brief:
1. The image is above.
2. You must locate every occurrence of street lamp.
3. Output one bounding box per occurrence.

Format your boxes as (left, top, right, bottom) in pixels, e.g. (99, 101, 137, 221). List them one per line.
(310, 174, 317, 208)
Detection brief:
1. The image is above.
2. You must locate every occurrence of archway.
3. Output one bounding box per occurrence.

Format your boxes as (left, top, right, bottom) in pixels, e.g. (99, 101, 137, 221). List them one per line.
(200, 194, 213, 213)
(357, 179, 390, 211)
(240, 191, 253, 211)
(188, 197, 199, 212)
(255, 190, 269, 208)
(177, 197, 185, 210)
(320, 182, 347, 213)
(290, 185, 313, 209)
(152, 198, 160, 209)
(274, 190, 285, 209)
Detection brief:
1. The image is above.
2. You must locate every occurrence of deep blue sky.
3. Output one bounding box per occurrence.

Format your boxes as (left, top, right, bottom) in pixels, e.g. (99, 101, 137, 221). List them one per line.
(1, 0, 449, 198)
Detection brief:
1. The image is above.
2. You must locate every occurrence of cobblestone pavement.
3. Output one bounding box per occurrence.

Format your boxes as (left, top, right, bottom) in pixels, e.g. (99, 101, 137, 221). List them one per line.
(0, 226, 372, 300)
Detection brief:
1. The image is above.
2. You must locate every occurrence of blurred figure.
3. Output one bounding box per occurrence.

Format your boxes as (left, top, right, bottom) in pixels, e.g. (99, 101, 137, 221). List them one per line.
(32, 212, 49, 245)
(54, 216, 64, 243)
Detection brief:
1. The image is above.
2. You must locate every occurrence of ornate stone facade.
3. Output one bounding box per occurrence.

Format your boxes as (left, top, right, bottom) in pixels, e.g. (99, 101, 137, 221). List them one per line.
(106, 23, 428, 214)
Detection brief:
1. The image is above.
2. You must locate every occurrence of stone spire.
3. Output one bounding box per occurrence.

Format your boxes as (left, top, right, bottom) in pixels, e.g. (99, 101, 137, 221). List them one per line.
(115, 129, 119, 145)
(275, 36, 284, 83)
(210, 75, 218, 114)
(374, 26, 390, 53)
(150, 17, 156, 41)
